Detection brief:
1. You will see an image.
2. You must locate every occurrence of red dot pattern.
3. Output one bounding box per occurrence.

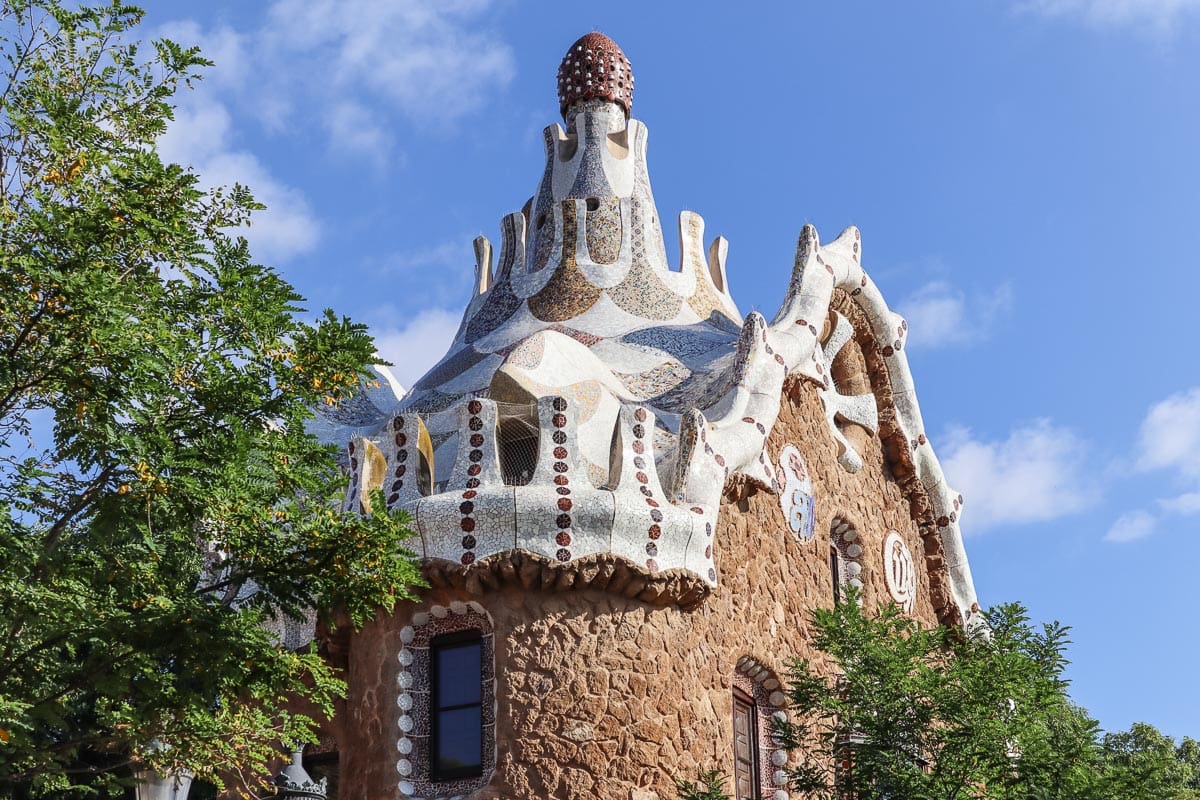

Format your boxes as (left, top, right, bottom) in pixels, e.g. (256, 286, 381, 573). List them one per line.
(385, 421, 406, 509)
(550, 398, 572, 562)
(628, 409, 662, 572)
(461, 409, 484, 565)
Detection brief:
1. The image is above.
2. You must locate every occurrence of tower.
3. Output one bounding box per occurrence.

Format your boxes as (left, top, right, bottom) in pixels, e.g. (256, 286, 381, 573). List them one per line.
(312, 32, 981, 800)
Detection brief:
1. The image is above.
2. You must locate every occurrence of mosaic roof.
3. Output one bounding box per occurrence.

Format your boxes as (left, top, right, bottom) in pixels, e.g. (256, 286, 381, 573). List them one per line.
(314, 34, 981, 627)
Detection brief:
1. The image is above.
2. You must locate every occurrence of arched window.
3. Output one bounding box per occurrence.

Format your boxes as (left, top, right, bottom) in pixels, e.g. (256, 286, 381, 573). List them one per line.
(732, 687, 760, 800)
(830, 516, 864, 605)
(733, 657, 790, 800)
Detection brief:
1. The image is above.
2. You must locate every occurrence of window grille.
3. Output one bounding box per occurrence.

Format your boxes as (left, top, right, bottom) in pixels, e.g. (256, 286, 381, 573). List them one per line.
(495, 401, 538, 486)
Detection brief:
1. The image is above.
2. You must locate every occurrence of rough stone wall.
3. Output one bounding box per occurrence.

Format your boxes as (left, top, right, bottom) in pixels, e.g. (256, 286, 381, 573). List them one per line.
(339, 379, 939, 799)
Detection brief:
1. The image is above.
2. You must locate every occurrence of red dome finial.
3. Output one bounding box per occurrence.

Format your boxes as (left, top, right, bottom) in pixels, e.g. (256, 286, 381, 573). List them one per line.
(556, 33, 633, 119)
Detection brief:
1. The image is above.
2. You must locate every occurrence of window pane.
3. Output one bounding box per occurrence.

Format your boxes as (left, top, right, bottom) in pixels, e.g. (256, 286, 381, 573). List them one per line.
(436, 641, 481, 708)
(435, 706, 482, 773)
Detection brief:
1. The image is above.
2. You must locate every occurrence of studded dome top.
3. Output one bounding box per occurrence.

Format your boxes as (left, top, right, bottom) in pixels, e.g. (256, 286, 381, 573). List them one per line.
(556, 32, 633, 118)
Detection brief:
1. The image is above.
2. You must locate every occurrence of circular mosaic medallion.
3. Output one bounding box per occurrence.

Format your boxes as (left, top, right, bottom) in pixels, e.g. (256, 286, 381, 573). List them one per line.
(883, 531, 916, 613)
(776, 444, 815, 543)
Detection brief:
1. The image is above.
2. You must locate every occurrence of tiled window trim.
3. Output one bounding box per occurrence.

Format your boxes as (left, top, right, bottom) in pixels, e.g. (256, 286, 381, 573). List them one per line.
(396, 602, 495, 799)
(734, 656, 791, 800)
(831, 515, 865, 604)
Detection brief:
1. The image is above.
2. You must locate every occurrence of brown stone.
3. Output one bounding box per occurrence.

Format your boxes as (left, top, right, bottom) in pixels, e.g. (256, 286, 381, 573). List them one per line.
(330, 310, 954, 798)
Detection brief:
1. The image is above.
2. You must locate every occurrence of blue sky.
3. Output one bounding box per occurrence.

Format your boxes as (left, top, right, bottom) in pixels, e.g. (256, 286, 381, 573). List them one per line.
(147, 0, 1200, 739)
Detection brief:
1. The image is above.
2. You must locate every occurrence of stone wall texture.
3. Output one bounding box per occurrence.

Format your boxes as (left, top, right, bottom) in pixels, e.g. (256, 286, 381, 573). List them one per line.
(338, 377, 940, 799)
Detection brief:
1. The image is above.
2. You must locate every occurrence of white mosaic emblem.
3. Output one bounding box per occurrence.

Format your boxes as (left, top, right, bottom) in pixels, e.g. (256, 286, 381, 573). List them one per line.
(883, 531, 915, 613)
(776, 444, 815, 543)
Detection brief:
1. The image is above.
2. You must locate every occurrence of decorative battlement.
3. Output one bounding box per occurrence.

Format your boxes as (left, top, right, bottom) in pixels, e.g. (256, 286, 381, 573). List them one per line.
(347, 395, 716, 586)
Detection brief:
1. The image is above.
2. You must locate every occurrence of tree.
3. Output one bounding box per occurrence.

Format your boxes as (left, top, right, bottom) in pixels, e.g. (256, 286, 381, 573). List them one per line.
(775, 595, 1101, 800)
(769, 593, 1199, 800)
(0, 1, 421, 795)
(1097, 723, 1200, 800)
(674, 770, 731, 800)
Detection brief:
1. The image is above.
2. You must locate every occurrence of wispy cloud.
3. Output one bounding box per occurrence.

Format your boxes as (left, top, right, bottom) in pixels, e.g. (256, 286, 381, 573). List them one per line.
(158, 95, 320, 263)
(325, 101, 395, 165)
(162, 1, 514, 165)
(1017, 0, 1200, 35)
(155, 2, 513, 262)
(371, 238, 477, 308)
(1135, 386, 1200, 479)
(261, 0, 515, 131)
(1160, 492, 1200, 514)
(898, 281, 1013, 350)
(369, 308, 463, 388)
(1105, 387, 1200, 543)
(939, 419, 1095, 531)
(1104, 509, 1157, 543)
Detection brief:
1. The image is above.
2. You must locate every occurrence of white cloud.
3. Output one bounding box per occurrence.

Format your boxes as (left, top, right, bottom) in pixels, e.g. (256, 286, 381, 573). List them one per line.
(158, 96, 320, 263)
(326, 101, 394, 164)
(1018, 0, 1200, 34)
(1104, 509, 1157, 543)
(153, 2, 513, 263)
(157, 96, 233, 164)
(260, 0, 515, 129)
(164, 1, 514, 161)
(155, 20, 247, 88)
(379, 239, 469, 275)
(1106, 388, 1200, 543)
(1135, 387, 1200, 480)
(1160, 492, 1200, 514)
(206, 153, 320, 262)
(939, 419, 1095, 531)
(898, 281, 1012, 349)
(1104, 494, 1199, 545)
(372, 238, 477, 308)
(371, 308, 463, 388)
(1104, 493, 1200, 546)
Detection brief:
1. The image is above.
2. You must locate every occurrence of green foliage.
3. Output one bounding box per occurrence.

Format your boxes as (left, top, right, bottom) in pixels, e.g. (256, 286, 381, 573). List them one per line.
(774, 592, 1198, 800)
(1097, 722, 1200, 800)
(674, 769, 730, 800)
(0, 1, 421, 795)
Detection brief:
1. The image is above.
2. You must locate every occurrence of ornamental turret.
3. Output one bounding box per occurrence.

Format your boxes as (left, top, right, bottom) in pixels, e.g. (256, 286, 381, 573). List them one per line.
(324, 32, 979, 624)
(312, 32, 989, 800)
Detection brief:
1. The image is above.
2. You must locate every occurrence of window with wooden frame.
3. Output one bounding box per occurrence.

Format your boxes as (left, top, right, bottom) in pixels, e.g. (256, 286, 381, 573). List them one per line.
(732, 687, 761, 800)
(430, 631, 484, 781)
(830, 544, 842, 605)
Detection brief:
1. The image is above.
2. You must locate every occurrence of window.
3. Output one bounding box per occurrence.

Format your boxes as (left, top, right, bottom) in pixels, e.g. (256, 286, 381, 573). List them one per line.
(397, 605, 494, 795)
(431, 632, 484, 781)
(831, 517, 864, 605)
(830, 545, 842, 605)
(733, 659, 790, 800)
(497, 410, 538, 485)
(732, 688, 760, 800)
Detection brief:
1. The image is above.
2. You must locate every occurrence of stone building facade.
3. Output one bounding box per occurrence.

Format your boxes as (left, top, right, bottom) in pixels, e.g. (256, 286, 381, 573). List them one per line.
(306, 32, 982, 800)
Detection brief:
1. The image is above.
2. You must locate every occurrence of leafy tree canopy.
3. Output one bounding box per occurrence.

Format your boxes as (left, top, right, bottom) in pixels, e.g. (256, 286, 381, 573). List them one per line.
(772, 594, 1199, 800)
(0, 1, 421, 795)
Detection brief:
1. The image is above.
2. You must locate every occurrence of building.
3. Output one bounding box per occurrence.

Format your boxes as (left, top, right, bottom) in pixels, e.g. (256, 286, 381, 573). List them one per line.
(308, 31, 982, 800)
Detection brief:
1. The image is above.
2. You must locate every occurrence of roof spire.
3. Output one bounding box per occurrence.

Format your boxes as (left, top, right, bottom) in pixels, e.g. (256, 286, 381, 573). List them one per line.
(556, 32, 633, 119)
